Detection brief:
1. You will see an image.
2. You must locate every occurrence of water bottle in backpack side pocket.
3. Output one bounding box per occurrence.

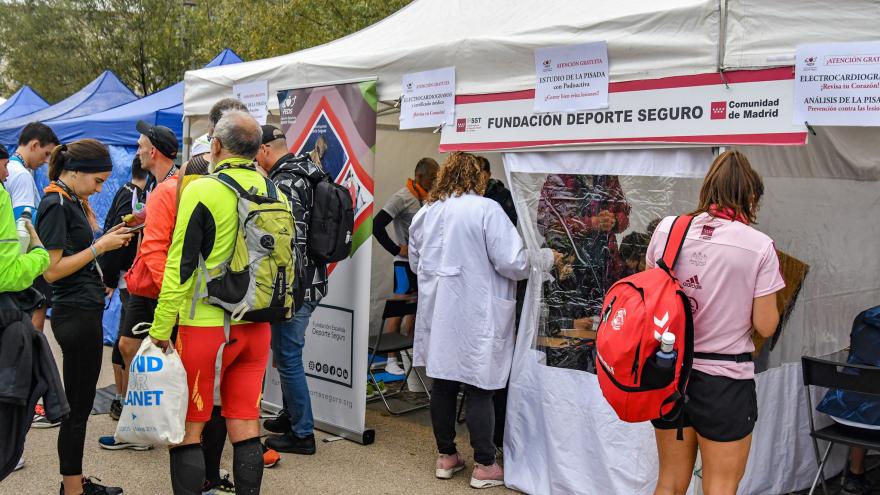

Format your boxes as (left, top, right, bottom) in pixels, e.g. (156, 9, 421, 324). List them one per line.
(655, 332, 677, 369)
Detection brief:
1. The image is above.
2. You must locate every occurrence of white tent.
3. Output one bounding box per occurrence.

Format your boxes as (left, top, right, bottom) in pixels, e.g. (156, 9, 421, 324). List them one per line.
(183, 1, 880, 493)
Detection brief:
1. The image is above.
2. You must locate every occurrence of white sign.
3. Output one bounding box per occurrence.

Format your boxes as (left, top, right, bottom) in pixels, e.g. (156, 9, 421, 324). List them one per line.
(534, 42, 609, 113)
(794, 41, 880, 126)
(399, 67, 456, 130)
(441, 69, 807, 152)
(233, 80, 269, 125)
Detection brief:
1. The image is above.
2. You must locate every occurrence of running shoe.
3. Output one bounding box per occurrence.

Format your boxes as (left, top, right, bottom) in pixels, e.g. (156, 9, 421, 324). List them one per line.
(33, 404, 61, 429)
(435, 453, 465, 479)
(470, 463, 505, 489)
(14, 456, 24, 471)
(201, 473, 235, 494)
(384, 360, 405, 375)
(59, 477, 123, 494)
(109, 399, 123, 421)
(98, 435, 152, 451)
(366, 381, 377, 398)
(262, 444, 280, 468)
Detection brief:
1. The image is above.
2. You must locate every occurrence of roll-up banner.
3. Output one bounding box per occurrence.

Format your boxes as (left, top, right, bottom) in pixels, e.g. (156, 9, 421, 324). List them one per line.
(263, 79, 377, 445)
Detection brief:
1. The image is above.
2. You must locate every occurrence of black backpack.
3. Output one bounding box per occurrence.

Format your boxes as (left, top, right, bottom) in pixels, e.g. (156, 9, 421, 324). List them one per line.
(303, 173, 354, 264)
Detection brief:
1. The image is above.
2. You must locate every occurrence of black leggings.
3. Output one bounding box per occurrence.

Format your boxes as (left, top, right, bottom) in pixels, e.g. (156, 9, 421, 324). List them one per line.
(430, 379, 496, 466)
(52, 304, 104, 476)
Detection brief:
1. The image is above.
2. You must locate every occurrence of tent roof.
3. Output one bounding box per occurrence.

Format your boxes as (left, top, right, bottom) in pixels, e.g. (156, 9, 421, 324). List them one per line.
(0, 86, 49, 121)
(49, 49, 243, 145)
(0, 71, 136, 145)
(184, 0, 720, 115)
(183, 0, 879, 118)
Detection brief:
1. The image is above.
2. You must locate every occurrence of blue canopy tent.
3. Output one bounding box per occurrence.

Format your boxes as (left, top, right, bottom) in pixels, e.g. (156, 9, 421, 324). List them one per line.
(45, 49, 243, 344)
(0, 86, 49, 121)
(0, 70, 136, 146)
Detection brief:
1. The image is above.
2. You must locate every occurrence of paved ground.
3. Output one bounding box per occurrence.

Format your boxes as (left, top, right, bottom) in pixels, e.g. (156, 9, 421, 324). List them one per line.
(2, 323, 517, 495)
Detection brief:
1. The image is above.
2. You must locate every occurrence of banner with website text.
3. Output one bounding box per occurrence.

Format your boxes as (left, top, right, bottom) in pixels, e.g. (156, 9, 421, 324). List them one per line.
(263, 80, 377, 444)
(440, 68, 808, 152)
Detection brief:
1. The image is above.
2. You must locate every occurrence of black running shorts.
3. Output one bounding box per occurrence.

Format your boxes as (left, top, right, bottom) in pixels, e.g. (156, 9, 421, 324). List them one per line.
(651, 369, 758, 442)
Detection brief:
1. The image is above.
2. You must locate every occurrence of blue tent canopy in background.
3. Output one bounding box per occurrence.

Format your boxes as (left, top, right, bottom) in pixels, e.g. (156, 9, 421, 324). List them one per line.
(0, 70, 136, 146)
(0, 86, 49, 121)
(49, 49, 243, 144)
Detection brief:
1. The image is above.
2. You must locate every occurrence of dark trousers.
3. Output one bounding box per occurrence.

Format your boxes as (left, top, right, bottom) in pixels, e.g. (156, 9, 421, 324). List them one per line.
(52, 304, 104, 476)
(430, 378, 496, 466)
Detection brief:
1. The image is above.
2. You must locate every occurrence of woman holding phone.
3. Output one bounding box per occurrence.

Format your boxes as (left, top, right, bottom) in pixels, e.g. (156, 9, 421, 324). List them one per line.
(37, 139, 132, 495)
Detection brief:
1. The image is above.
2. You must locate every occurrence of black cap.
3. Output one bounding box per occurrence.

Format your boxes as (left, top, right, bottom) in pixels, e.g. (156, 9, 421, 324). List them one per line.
(261, 125, 286, 145)
(136, 120, 178, 159)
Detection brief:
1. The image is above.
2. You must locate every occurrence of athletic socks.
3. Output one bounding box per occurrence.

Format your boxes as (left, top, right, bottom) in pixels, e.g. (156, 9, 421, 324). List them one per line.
(115, 393, 124, 401)
(232, 437, 264, 495)
(202, 406, 227, 483)
(170, 444, 205, 495)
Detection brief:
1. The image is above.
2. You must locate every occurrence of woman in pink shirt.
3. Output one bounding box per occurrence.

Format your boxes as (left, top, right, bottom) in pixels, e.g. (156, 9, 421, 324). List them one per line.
(647, 151, 785, 495)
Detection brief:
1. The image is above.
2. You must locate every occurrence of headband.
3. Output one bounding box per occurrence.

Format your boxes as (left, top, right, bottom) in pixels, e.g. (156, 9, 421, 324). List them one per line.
(64, 156, 113, 173)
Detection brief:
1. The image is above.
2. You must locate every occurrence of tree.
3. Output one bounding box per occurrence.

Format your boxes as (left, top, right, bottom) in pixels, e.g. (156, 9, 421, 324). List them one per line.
(0, 0, 410, 102)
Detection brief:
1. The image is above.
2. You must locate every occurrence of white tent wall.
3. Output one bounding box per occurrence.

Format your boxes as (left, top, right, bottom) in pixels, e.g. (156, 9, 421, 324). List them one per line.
(723, 0, 877, 69)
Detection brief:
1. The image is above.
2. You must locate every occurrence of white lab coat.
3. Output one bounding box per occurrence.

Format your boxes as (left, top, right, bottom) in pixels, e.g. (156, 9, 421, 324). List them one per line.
(409, 193, 531, 390)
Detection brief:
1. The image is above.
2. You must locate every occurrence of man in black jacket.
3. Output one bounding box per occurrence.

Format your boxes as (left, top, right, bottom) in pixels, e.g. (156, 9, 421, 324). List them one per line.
(99, 156, 149, 420)
(478, 156, 517, 226)
(255, 125, 328, 455)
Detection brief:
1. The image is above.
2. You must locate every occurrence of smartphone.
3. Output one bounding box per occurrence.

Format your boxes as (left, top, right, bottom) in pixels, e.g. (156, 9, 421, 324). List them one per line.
(122, 224, 146, 234)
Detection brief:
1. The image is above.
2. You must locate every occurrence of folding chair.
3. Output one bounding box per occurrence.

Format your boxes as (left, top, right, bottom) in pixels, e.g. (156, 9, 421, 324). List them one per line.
(801, 355, 880, 495)
(367, 299, 430, 415)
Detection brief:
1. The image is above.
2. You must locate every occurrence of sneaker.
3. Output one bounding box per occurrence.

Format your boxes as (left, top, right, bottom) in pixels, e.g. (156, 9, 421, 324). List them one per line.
(366, 381, 377, 398)
(470, 463, 504, 489)
(109, 399, 123, 421)
(262, 444, 280, 468)
(265, 432, 316, 455)
(14, 456, 24, 471)
(842, 473, 872, 495)
(375, 381, 387, 395)
(435, 453, 465, 479)
(33, 404, 61, 429)
(59, 477, 123, 494)
(384, 360, 405, 375)
(98, 435, 152, 451)
(263, 413, 291, 435)
(202, 472, 235, 494)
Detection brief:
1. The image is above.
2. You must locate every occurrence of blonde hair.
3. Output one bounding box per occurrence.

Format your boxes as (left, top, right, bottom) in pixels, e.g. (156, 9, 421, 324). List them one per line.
(427, 152, 488, 203)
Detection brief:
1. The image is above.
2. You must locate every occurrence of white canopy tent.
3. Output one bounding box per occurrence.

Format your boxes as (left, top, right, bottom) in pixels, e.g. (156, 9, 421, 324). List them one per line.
(183, 1, 880, 493)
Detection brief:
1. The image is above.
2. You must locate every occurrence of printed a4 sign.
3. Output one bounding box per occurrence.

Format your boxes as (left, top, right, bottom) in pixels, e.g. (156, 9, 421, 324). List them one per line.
(440, 68, 807, 151)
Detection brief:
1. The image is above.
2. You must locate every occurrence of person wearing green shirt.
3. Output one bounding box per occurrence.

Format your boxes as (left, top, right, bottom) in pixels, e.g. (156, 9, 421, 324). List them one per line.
(150, 110, 283, 495)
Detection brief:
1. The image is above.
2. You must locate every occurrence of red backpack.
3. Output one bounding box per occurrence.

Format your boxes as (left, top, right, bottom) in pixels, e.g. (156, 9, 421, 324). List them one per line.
(596, 215, 694, 423)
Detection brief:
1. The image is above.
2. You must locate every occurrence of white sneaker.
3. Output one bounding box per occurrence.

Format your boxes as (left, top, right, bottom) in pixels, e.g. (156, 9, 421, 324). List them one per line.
(384, 361, 405, 375)
(14, 456, 24, 471)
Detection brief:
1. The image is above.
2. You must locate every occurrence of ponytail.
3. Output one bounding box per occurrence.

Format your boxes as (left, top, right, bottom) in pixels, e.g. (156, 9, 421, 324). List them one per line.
(48, 144, 66, 181)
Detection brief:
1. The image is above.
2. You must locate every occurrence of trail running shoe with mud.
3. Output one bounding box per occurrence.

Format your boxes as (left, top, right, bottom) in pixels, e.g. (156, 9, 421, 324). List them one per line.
(33, 404, 60, 428)
(98, 435, 152, 451)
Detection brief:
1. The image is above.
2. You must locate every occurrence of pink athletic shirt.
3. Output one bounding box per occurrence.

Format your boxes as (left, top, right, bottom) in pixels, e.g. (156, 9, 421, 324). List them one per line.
(646, 213, 785, 380)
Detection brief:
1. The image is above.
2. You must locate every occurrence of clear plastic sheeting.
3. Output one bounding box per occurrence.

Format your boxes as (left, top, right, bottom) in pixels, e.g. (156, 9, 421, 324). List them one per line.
(501, 149, 880, 494)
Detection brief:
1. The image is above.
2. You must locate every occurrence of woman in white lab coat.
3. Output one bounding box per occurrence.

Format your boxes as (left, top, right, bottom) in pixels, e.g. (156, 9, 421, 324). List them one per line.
(409, 152, 544, 489)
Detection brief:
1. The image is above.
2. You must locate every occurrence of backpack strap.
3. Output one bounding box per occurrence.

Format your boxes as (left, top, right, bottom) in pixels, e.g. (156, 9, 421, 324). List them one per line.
(214, 173, 280, 204)
(659, 215, 694, 272)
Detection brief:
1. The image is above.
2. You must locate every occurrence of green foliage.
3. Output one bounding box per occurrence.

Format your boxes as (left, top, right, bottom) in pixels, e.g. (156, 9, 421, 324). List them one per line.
(0, 0, 409, 102)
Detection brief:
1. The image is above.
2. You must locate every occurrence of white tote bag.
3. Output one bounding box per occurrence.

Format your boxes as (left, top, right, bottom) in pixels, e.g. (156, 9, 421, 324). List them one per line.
(115, 332, 188, 446)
